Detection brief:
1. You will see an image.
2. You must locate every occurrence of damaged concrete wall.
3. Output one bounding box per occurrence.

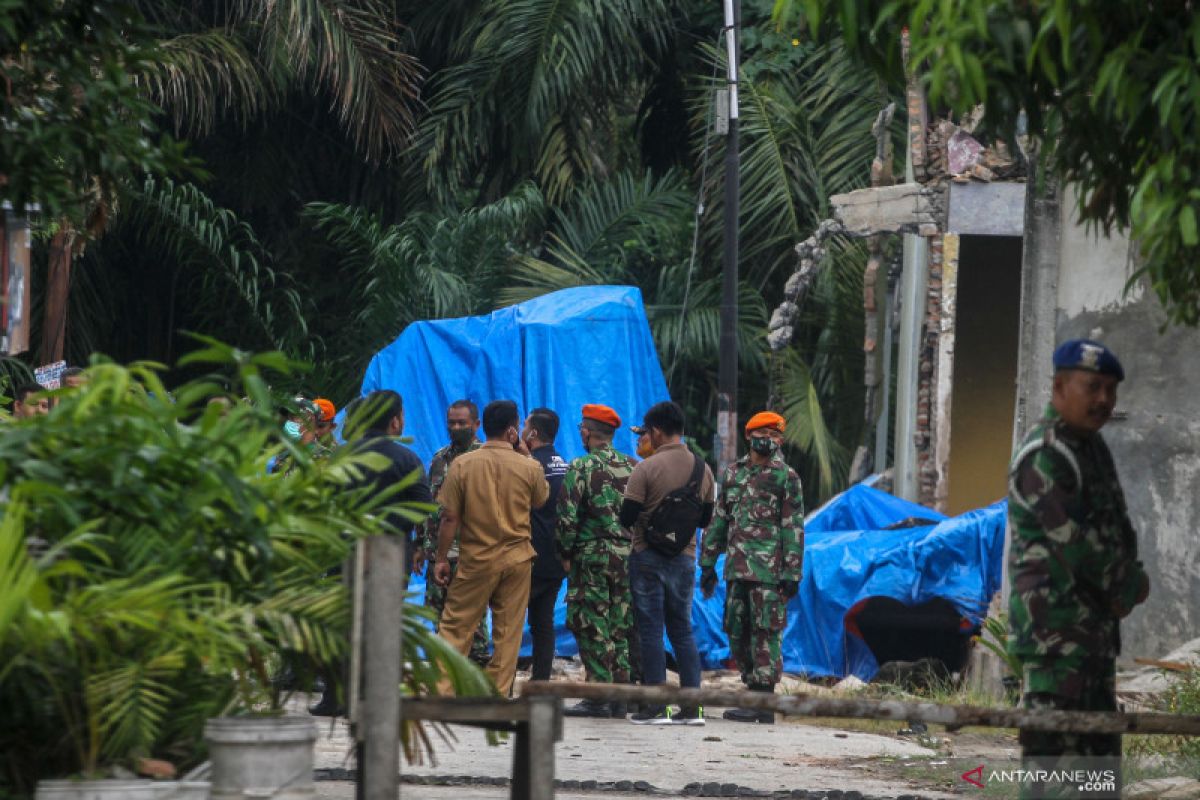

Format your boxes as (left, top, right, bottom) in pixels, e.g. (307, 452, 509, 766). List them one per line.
(1025, 189, 1200, 661)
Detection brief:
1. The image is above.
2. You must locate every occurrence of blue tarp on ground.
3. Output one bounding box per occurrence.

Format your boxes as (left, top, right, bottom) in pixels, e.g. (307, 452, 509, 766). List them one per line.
(357, 285, 670, 465)
(692, 485, 1005, 680)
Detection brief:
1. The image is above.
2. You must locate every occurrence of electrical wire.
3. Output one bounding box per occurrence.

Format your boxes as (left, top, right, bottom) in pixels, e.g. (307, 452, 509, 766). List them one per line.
(667, 26, 730, 386)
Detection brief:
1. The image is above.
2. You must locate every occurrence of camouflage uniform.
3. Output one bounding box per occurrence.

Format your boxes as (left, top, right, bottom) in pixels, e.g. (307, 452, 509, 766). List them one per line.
(418, 440, 489, 664)
(556, 443, 637, 684)
(1008, 405, 1147, 798)
(700, 453, 804, 688)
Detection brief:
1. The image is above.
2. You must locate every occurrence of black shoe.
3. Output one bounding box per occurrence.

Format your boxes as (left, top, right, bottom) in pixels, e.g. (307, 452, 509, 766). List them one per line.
(610, 701, 628, 718)
(722, 707, 762, 723)
(307, 694, 346, 717)
(564, 699, 612, 718)
(629, 705, 669, 724)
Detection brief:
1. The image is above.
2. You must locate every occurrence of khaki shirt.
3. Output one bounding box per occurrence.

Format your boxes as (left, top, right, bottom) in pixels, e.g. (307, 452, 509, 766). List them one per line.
(624, 441, 716, 557)
(438, 440, 549, 577)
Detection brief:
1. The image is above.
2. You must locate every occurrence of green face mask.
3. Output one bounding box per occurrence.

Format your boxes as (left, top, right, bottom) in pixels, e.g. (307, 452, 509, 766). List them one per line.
(449, 427, 475, 447)
(749, 436, 778, 457)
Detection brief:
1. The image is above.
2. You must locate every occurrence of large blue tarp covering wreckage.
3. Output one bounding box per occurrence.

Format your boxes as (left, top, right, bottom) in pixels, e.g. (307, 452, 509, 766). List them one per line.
(365, 286, 1006, 679)
(357, 285, 669, 465)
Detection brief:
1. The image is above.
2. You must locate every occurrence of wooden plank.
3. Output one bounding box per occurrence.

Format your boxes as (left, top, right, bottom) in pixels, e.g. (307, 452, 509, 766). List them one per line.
(519, 681, 1200, 736)
(1133, 658, 1194, 673)
(401, 698, 533, 724)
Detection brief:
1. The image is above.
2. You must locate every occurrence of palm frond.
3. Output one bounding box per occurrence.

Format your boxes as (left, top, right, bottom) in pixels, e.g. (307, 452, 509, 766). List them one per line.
(252, 0, 424, 162)
(139, 30, 269, 136)
(415, 0, 676, 200)
(775, 349, 852, 501)
(123, 178, 313, 355)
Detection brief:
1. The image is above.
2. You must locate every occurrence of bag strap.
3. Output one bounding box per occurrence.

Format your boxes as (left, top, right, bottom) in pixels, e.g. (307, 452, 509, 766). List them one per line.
(683, 452, 704, 494)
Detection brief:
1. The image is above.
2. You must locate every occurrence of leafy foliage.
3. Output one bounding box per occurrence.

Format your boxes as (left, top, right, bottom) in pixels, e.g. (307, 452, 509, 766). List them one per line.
(0, 344, 491, 792)
(801, 0, 1200, 326)
(0, 0, 190, 221)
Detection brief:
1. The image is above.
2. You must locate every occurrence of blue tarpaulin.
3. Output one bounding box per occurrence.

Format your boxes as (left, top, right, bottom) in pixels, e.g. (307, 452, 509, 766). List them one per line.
(364, 287, 1005, 679)
(356, 285, 669, 465)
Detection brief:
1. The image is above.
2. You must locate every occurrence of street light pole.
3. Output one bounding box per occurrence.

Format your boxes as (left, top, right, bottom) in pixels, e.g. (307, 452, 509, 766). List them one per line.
(716, 0, 740, 478)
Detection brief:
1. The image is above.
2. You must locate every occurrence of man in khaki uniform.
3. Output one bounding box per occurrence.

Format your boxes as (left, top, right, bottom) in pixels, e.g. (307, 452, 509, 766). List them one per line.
(433, 399, 550, 696)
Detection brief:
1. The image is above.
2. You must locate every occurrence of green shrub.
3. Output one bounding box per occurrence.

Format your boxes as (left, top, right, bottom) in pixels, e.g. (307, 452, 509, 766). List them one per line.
(0, 341, 490, 795)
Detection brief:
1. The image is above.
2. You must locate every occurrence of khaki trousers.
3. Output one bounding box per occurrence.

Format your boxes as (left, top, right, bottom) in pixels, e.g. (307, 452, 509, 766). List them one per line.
(439, 558, 533, 697)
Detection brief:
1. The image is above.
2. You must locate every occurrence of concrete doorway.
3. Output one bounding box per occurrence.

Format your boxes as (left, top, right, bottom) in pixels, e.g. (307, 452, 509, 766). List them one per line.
(944, 235, 1023, 514)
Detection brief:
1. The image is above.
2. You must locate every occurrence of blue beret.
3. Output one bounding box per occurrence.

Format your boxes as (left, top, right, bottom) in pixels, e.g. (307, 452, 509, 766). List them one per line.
(1052, 339, 1125, 381)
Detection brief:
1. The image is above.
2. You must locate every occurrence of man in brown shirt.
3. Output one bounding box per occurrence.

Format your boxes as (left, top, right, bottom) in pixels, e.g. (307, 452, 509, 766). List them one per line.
(618, 401, 715, 724)
(434, 399, 550, 696)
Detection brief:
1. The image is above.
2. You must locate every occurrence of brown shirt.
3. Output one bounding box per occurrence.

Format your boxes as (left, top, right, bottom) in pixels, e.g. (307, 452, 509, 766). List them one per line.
(624, 441, 716, 557)
(438, 440, 550, 577)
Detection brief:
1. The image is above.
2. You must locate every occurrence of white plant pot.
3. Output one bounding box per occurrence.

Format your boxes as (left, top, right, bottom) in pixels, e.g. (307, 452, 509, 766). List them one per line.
(36, 779, 164, 800)
(155, 781, 211, 799)
(203, 716, 317, 800)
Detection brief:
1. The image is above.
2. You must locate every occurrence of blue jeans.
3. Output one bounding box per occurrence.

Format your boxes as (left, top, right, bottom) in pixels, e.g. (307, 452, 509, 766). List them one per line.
(629, 548, 701, 688)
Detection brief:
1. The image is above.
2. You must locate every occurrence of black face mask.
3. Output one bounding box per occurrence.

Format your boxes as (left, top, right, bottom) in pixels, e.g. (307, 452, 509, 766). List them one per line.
(449, 427, 474, 447)
(749, 436, 778, 456)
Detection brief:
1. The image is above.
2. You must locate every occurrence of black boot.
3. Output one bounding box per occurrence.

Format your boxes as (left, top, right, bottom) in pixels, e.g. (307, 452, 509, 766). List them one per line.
(722, 683, 775, 724)
(754, 683, 776, 724)
(721, 707, 761, 723)
(610, 701, 628, 718)
(307, 692, 346, 717)
(564, 699, 612, 718)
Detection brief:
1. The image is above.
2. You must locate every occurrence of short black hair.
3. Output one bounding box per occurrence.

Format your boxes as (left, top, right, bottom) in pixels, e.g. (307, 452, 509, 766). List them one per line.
(449, 398, 479, 422)
(359, 390, 403, 432)
(527, 407, 559, 442)
(12, 382, 43, 406)
(482, 399, 519, 438)
(642, 401, 684, 436)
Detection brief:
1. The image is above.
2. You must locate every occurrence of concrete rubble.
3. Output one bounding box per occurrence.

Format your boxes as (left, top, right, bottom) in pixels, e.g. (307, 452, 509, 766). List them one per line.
(1125, 776, 1200, 800)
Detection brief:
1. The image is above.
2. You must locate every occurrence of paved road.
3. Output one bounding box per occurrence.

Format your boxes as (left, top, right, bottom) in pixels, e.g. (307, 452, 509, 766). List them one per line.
(311, 706, 966, 798)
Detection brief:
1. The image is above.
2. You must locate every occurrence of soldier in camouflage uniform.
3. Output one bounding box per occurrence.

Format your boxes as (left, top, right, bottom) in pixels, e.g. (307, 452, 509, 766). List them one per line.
(414, 399, 490, 665)
(556, 404, 638, 718)
(700, 411, 804, 724)
(1008, 340, 1149, 799)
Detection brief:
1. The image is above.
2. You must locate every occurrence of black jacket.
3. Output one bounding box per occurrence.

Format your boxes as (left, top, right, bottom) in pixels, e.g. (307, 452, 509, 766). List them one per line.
(530, 444, 569, 581)
(348, 431, 433, 538)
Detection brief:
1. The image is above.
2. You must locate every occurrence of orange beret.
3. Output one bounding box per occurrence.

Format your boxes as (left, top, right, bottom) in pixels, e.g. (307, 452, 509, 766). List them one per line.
(745, 411, 785, 434)
(314, 398, 336, 422)
(582, 404, 621, 429)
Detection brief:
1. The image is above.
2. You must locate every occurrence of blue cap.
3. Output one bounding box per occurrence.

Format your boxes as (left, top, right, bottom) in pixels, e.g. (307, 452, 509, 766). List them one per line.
(1052, 339, 1125, 382)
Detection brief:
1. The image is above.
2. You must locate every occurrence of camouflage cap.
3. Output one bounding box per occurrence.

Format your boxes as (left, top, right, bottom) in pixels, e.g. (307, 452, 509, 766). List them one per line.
(1053, 339, 1125, 382)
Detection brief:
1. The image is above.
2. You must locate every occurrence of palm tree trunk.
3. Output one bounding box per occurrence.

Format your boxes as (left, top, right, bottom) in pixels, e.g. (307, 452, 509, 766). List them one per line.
(41, 228, 73, 364)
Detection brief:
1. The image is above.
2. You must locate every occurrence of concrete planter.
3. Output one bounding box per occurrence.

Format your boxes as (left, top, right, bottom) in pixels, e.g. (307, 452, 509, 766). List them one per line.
(203, 716, 317, 800)
(155, 781, 211, 799)
(35, 779, 164, 800)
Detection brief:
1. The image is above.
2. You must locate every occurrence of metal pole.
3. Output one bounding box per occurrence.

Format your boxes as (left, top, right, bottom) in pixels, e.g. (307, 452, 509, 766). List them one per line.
(716, 0, 740, 477)
(874, 262, 899, 473)
(360, 536, 403, 800)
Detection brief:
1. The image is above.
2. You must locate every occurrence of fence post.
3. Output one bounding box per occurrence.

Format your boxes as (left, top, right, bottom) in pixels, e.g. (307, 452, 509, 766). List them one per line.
(360, 535, 403, 799)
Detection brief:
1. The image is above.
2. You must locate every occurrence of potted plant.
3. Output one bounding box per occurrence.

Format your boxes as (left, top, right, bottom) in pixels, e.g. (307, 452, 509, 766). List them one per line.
(0, 345, 495, 799)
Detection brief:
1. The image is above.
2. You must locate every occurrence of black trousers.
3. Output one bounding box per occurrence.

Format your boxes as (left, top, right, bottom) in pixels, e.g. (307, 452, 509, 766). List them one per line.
(527, 576, 562, 681)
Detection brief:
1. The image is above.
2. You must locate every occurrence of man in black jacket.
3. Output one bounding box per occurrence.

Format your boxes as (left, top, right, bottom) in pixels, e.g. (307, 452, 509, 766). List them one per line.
(522, 407, 568, 681)
(308, 389, 432, 717)
(346, 389, 433, 550)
